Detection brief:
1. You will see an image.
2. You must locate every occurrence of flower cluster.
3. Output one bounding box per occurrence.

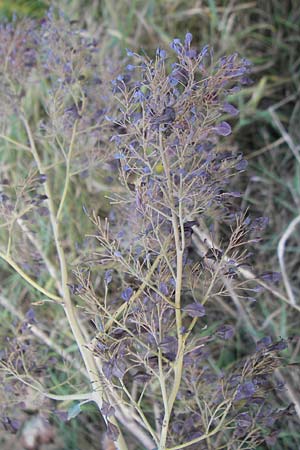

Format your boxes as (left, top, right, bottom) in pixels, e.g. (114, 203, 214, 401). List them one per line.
(75, 33, 290, 448)
(0, 13, 292, 450)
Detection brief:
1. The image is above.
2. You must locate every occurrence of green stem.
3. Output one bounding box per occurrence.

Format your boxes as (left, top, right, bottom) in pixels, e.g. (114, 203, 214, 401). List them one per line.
(158, 132, 186, 449)
(0, 251, 62, 302)
(21, 116, 128, 450)
(56, 121, 78, 221)
(0, 133, 31, 151)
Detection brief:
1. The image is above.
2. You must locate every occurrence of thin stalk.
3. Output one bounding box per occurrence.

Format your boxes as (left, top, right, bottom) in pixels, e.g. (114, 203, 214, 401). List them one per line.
(158, 132, 186, 449)
(0, 251, 62, 303)
(21, 116, 128, 450)
(0, 133, 31, 152)
(56, 121, 78, 221)
(165, 401, 232, 450)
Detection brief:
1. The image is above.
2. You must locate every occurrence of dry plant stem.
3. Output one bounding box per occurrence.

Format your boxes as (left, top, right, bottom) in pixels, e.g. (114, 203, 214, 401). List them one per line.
(247, 137, 285, 160)
(224, 281, 300, 424)
(105, 250, 165, 331)
(261, 306, 282, 330)
(17, 218, 61, 294)
(192, 229, 300, 422)
(119, 380, 159, 446)
(158, 132, 185, 449)
(192, 226, 300, 313)
(100, 369, 156, 449)
(0, 295, 155, 450)
(222, 277, 256, 332)
(157, 315, 171, 447)
(269, 93, 300, 164)
(0, 133, 31, 152)
(21, 116, 129, 450)
(0, 361, 93, 403)
(114, 412, 154, 450)
(277, 213, 300, 306)
(56, 120, 78, 221)
(275, 370, 300, 421)
(225, 280, 300, 425)
(0, 293, 84, 375)
(0, 251, 62, 302)
(165, 401, 232, 450)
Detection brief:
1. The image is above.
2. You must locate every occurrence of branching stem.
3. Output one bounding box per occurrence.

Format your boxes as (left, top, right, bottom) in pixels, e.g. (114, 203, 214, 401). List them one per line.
(20, 115, 128, 450)
(158, 131, 187, 449)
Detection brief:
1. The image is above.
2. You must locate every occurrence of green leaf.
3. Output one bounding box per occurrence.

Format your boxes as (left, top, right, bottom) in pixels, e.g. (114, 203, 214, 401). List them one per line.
(67, 402, 82, 420)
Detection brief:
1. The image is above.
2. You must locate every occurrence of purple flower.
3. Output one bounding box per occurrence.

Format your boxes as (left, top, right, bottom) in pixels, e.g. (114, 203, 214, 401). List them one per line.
(235, 159, 248, 171)
(121, 287, 133, 302)
(184, 32, 193, 47)
(159, 282, 169, 296)
(168, 76, 179, 86)
(216, 325, 234, 340)
(38, 174, 47, 183)
(133, 89, 146, 102)
(156, 47, 167, 58)
(250, 216, 269, 231)
(170, 38, 182, 54)
(25, 308, 36, 324)
(200, 45, 210, 58)
(143, 166, 151, 174)
(183, 303, 206, 318)
(126, 48, 134, 56)
(104, 270, 113, 285)
(236, 412, 252, 429)
(235, 381, 256, 401)
(114, 152, 125, 159)
(223, 102, 239, 116)
(215, 121, 232, 136)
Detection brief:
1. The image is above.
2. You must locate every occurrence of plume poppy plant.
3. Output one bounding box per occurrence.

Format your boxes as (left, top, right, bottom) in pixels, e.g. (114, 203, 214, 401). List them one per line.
(0, 13, 292, 450)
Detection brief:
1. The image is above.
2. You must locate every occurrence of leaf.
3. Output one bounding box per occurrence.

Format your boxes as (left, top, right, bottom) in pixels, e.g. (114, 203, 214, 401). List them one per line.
(216, 325, 234, 340)
(183, 303, 206, 318)
(235, 159, 248, 171)
(215, 121, 232, 136)
(236, 412, 252, 429)
(223, 102, 239, 116)
(235, 381, 256, 401)
(67, 402, 82, 420)
(104, 269, 113, 285)
(158, 335, 178, 353)
(112, 358, 127, 378)
(121, 287, 133, 302)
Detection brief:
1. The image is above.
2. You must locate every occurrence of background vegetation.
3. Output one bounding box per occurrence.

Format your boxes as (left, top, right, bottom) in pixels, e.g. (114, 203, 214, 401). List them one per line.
(0, 1, 299, 449)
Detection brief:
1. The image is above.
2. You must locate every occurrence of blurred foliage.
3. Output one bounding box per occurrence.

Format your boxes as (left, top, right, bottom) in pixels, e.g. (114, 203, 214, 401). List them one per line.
(0, 0, 47, 18)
